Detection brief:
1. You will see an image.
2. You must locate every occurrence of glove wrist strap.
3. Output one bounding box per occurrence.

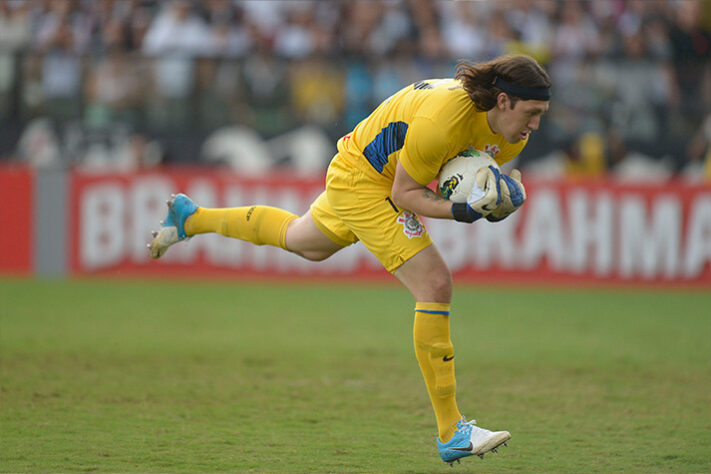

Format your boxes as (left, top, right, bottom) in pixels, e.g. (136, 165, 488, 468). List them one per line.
(451, 203, 481, 223)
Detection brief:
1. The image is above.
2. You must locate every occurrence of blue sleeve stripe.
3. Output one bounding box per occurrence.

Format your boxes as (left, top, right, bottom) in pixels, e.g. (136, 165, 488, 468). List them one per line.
(413, 81, 433, 90)
(363, 121, 409, 173)
(415, 309, 450, 316)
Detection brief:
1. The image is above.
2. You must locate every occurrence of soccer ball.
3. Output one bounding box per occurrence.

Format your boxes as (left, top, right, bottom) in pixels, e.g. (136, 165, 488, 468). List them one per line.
(438, 148, 500, 203)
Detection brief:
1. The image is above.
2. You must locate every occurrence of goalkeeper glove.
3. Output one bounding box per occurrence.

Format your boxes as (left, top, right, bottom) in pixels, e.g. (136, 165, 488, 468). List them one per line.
(486, 169, 526, 222)
(451, 165, 502, 223)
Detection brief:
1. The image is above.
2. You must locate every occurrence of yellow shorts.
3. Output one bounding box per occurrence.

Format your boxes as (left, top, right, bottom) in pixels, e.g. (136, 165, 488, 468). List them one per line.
(310, 153, 432, 273)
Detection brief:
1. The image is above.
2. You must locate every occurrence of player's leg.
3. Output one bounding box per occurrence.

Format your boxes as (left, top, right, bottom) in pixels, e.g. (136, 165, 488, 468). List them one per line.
(392, 245, 461, 443)
(187, 203, 345, 260)
(149, 193, 295, 258)
(323, 174, 465, 448)
(149, 193, 347, 261)
(395, 245, 509, 465)
(393, 244, 452, 303)
(320, 163, 463, 447)
(283, 211, 345, 261)
(187, 204, 297, 248)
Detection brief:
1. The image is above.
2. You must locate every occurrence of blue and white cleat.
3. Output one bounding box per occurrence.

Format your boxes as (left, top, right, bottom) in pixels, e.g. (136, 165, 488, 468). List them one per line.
(437, 418, 510, 466)
(148, 193, 198, 259)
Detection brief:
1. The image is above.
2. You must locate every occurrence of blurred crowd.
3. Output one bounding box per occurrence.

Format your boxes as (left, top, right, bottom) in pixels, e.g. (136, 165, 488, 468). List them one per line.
(0, 0, 709, 180)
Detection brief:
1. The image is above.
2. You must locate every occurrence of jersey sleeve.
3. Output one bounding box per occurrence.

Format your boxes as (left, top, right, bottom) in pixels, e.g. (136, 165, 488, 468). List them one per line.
(399, 116, 451, 186)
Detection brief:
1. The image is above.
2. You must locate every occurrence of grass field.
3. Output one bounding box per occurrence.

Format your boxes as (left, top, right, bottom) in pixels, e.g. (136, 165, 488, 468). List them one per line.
(1, 278, 709, 473)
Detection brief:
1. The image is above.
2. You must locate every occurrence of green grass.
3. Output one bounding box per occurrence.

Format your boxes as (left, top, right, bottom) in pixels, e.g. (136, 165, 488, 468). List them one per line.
(1, 278, 709, 473)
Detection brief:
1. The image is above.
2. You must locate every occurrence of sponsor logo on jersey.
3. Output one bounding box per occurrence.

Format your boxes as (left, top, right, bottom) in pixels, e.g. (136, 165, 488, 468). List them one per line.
(397, 211, 425, 239)
(483, 144, 500, 157)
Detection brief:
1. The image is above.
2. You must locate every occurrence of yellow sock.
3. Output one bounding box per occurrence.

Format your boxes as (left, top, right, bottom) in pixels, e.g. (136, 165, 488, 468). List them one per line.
(414, 302, 462, 443)
(185, 206, 297, 250)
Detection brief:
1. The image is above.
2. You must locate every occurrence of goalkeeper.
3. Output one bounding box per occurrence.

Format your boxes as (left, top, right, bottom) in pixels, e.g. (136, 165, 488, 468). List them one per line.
(149, 53, 550, 466)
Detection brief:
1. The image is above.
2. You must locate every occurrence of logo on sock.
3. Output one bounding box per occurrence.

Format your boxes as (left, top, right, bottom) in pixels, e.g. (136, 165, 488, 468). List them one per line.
(443, 355, 454, 362)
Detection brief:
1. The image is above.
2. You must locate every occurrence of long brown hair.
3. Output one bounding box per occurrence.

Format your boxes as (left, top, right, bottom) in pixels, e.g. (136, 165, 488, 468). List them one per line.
(455, 54, 551, 111)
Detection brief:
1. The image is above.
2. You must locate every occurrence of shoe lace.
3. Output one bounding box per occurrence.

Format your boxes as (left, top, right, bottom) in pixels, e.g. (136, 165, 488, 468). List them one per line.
(455, 417, 477, 435)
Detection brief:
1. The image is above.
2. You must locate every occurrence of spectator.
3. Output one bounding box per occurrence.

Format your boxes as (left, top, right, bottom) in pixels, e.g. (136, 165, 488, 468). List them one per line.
(668, 0, 711, 133)
(606, 31, 673, 150)
(680, 113, 711, 182)
(273, 5, 316, 59)
(552, 2, 601, 60)
(439, 2, 487, 60)
(142, 1, 211, 57)
(241, 38, 291, 136)
(564, 132, 607, 179)
(0, 0, 708, 178)
(142, 1, 211, 129)
(84, 50, 143, 130)
(343, 59, 373, 130)
(39, 18, 83, 121)
(204, 2, 252, 58)
(0, 2, 31, 121)
(0, 1, 31, 52)
(340, 2, 385, 56)
(289, 55, 344, 132)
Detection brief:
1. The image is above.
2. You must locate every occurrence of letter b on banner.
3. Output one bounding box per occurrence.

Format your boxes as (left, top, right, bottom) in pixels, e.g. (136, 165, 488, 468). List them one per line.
(81, 183, 125, 270)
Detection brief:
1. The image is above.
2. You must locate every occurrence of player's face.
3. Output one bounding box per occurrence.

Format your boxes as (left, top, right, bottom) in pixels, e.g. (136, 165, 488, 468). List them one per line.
(499, 98, 549, 144)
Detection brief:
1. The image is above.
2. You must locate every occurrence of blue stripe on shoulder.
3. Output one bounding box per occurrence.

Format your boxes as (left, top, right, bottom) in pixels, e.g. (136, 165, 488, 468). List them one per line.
(413, 81, 433, 90)
(363, 121, 409, 173)
(415, 309, 450, 316)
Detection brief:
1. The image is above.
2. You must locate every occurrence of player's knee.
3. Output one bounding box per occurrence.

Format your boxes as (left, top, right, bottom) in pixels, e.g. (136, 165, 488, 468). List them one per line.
(283, 214, 342, 262)
(428, 270, 453, 302)
(295, 249, 333, 262)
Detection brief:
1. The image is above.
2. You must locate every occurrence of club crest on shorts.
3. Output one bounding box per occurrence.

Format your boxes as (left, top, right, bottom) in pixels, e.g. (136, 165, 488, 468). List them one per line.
(397, 211, 424, 239)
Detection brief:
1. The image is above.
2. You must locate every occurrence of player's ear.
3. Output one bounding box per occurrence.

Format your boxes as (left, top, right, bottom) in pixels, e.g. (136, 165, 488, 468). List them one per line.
(496, 92, 511, 110)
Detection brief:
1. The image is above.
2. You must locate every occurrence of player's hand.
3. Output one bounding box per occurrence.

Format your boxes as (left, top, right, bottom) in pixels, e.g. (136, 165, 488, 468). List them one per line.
(487, 169, 526, 222)
(465, 165, 502, 219)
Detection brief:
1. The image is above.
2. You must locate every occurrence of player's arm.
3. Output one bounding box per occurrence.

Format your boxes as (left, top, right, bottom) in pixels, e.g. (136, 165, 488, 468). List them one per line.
(392, 161, 501, 222)
(393, 117, 501, 222)
(391, 161, 455, 219)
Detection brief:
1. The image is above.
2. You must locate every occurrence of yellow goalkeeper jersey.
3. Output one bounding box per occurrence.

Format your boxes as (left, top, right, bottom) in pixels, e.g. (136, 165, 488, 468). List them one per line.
(336, 78, 528, 186)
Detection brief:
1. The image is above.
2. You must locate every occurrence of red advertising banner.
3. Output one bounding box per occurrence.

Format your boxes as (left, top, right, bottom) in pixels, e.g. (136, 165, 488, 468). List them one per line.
(0, 164, 33, 275)
(68, 168, 711, 287)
